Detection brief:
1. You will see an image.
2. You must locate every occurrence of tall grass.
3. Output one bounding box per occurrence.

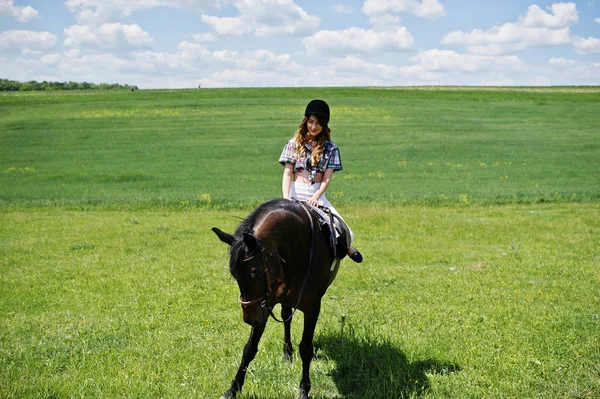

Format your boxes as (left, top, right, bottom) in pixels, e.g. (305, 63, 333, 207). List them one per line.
(1, 87, 598, 207)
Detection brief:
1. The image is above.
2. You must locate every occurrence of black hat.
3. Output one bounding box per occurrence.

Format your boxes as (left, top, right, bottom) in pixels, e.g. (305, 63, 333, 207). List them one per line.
(304, 99, 330, 125)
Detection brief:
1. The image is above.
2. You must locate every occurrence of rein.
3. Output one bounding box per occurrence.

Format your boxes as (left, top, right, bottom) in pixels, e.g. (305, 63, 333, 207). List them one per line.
(238, 201, 317, 324)
(238, 248, 282, 308)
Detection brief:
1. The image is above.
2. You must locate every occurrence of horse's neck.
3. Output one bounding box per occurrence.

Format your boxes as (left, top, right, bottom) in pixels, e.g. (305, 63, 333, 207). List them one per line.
(254, 209, 311, 258)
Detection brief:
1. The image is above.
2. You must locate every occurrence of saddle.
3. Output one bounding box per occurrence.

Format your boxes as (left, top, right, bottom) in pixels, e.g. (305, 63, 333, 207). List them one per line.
(300, 202, 351, 260)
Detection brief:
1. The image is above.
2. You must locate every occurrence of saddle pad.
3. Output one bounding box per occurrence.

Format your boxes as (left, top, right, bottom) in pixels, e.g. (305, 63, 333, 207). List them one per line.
(305, 203, 351, 259)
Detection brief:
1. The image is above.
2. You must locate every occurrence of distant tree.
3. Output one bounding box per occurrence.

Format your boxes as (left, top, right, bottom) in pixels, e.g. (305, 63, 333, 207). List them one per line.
(0, 79, 138, 91)
(0, 79, 21, 91)
(49, 81, 64, 90)
(20, 81, 43, 91)
(66, 81, 79, 90)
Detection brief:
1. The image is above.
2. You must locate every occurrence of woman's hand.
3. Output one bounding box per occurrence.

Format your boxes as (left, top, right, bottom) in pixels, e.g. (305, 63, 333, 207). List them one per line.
(306, 195, 320, 207)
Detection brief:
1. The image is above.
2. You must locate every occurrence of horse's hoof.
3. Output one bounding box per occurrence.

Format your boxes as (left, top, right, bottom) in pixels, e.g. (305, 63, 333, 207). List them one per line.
(298, 387, 310, 399)
(220, 389, 235, 399)
(284, 352, 293, 363)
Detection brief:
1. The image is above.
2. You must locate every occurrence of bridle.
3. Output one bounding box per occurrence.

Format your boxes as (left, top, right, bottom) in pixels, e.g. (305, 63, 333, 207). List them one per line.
(237, 201, 316, 323)
(238, 248, 285, 310)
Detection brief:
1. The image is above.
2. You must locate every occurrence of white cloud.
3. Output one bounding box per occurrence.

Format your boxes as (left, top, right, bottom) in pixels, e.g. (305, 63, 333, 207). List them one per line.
(443, 25, 572, 55)
(410, 49, 526, 73)
(201, 0, 319, 36)
(572, 35, 600, 54)
(201, 15, 248, 36)
(0, 30, 57, 53)
(396, 51, 531, 85)
(215, 49, 300, 72)
(128, 46, 304, 87)
(596, 17, 600, 23)
(0, 0, 39, 22)
(294, 52, 525, 86)
(520, 2, 578, 28)
(362, 0, 445, 25)
(209, 69, 303, 87)
(41, 53, 61, 65)
(478, 73, 517, 86)
(442, 2, 577, 55)
(152, 47, 303, 86)
(369, 13, 402, 26)
(548, 57, 600, 81)
(62, 53, 146, 77)
(332, 5, 353, 14)
(331, 55, 397, 75)
(9, 42, 302, 88)
(192, 33, 217, 42)
(64, 23, 153, 51)
(330, 55, 424, 84)
(65, 0, 220, 24)
(133, 48, 204, 73)
(362, 0, 445, 17)
(176, 41, 211, 58)
(303, 27, 414, 56)
(548, 56, 576, 68)
(2, 44, 596, 88)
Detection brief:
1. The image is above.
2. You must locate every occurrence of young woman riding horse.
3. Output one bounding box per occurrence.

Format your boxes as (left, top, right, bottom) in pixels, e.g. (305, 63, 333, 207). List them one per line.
(212, 99, 362, 398)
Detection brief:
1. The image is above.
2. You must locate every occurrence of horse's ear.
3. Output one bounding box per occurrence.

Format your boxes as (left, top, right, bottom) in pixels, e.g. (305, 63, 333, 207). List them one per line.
(243, 232, 262, 252)
(212, 227, 234, 245)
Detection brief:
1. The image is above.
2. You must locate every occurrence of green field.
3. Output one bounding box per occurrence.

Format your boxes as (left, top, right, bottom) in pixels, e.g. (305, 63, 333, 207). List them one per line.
(1, 88, 599, 398)
(1, 87, 598, 206)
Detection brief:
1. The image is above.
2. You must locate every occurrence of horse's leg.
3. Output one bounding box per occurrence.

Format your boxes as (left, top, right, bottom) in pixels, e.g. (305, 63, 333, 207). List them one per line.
(282, 305, 294, 363)
(221, 321, 267, 399)
(298, 303, 320, 399)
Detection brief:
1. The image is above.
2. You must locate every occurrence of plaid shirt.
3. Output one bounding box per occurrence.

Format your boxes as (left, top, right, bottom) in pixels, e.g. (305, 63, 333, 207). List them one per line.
(279, 139, 343, 182)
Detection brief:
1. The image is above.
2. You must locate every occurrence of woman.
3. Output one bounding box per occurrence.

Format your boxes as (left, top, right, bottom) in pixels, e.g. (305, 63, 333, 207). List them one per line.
(279, 99, 363, 263)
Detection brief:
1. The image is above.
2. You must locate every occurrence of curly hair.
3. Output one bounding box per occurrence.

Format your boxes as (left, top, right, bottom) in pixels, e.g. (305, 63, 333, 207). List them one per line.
(291, 116, 331, 166)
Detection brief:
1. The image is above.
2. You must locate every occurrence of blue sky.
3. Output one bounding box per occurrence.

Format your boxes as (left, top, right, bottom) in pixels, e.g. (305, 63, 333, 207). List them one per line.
(1, 0, 599, 88)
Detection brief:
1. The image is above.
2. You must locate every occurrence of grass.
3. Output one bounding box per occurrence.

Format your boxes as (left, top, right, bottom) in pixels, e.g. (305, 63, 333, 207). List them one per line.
(1, 87, 599, 398)
(1, 87, 599, 207)
(0, 203, 598, 398)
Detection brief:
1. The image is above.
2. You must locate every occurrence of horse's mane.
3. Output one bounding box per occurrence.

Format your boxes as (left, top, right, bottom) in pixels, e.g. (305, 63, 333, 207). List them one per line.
(229, 199, 300, 272)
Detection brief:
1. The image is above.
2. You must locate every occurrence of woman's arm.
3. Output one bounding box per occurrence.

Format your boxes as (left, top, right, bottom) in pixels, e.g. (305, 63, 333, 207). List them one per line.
(307, 168, 334, 206)
(282, 163, 294, 199)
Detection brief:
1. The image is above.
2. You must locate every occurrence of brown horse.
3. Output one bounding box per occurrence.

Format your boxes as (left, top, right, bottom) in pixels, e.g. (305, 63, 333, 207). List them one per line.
(212, 198, 341, 399)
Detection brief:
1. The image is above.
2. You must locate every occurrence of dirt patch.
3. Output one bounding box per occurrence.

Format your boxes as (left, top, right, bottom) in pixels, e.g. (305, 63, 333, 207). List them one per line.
(471, 262, 490, 271)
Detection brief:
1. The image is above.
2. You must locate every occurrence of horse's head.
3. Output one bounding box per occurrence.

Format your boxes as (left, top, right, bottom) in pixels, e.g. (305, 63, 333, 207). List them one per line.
(212, 227, 282, 327)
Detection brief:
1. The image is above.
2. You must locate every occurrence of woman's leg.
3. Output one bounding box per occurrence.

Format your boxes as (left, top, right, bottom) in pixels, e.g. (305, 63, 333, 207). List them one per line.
(325, 204, 354, 243)
(325, 204, 362, 263)
(294, 183, 363, 262)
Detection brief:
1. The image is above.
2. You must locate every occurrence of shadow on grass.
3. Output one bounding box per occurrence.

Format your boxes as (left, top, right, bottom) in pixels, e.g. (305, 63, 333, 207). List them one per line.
(315, 331, 461, 398)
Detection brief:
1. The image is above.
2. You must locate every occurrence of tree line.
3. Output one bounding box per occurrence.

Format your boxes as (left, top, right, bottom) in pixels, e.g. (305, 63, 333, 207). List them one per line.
(0, 79, 138, 92)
